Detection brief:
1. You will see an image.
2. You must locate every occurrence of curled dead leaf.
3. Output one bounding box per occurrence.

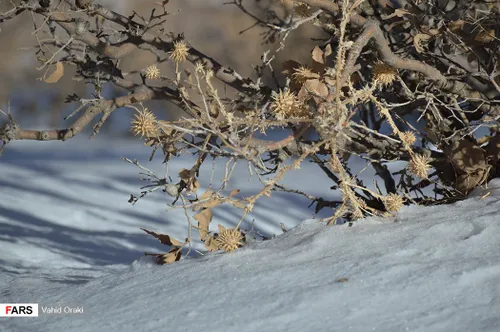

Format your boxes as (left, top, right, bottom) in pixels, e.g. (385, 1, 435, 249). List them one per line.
(160, 247, 182, 264)
(204, 235, 219, 252)
(312, 46, 324, 64)
(179, 168, 200, 193)
(179, 168, 191, 180)
(302, 79, 329, 103)
(311, 46, 326, 74)
(382, 8, 411, 20)
(193, 208, 213, 240)
(141, 228, 182, 246)
(448, 20, 465, 33)
(144, 248, 182, 265)
(475, 29, 495, 43)
(43, 61, 64, 83)
(323, 44, 332, 58)
(413, 33, 432, 53)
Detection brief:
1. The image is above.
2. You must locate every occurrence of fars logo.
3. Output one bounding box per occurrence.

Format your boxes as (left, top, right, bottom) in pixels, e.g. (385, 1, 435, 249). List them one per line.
(0, 304, 38, 317)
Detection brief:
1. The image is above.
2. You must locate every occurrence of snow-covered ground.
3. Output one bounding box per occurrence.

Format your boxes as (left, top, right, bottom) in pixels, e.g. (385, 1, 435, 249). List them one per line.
(1, 138, 499, 332)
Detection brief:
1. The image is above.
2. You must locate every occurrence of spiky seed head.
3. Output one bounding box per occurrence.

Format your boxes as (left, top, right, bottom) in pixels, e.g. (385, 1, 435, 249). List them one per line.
(294, 3, 312, 17)
(194, 61, 204, 73)
(144, 64, 161, 80)
(271, 90, 305, 120)
(382, 193, 404, 213)
(407, 154, 431, 179)
(216, 227, 244, 252)
(170, 40, 189, 63)
(400, 131, 417, 146)
(372, 63, 397, 86)
(292, 66, 318, 83)
(130, 108, 158, 138)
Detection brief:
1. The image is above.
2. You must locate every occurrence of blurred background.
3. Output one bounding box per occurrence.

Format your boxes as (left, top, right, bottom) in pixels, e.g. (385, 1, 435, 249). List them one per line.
(0, 0, 323, 137)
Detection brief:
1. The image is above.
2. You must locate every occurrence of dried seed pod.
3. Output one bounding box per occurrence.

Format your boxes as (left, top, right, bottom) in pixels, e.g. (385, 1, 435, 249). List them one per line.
(165, 184, 179, 197)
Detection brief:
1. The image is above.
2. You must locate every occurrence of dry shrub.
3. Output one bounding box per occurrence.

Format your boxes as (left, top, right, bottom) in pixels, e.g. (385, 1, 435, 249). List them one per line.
(2, 0, 500, 262)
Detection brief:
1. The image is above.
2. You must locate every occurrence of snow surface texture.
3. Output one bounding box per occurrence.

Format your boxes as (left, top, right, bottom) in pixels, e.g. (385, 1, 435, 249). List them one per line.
(1, 139, 500, 332)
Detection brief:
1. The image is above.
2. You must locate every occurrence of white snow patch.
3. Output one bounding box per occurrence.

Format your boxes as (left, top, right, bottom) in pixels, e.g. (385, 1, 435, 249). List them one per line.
(1, 139, 499, 332)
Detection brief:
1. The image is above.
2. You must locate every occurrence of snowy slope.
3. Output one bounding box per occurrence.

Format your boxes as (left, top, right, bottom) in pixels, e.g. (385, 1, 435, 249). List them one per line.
(1, 139, 500, 332)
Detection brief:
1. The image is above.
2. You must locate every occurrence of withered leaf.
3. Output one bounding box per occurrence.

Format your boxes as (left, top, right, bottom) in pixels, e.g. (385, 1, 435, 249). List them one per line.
(394, 8, 410, 17)
(193, 208, 213, 240)
(218, 224, 226, 233)
(179, 168, 191, 180)
(311, 46, 324, 64)
(324, 76, 336, 86)
(141, 228, 181, 246)
(324, 44, 332, 58)
(413, 33, 432, 53)
(382, 8, 411, 20)
(160, 247, 182, 264)
(298, 85, 311, 101)
(448, 20, 465, 33)
(304, 79, 328, 97)
(475, 29, 495, 43)
(43, 61, 64, 84)
(304, 79, 329, 103)
(196, 194, 222, 210)
(192, 177, 200, 191)
(204, 235, 219, 252)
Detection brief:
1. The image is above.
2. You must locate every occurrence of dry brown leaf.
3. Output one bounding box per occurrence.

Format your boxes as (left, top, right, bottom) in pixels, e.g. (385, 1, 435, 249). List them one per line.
(193, 208, 213, 240)
(179, 168, 191, 180)
(192, 178, 200, 191)
(196, 196, 223, 210)
(304, 79, 328, 103)
(475, 29, 495, 43)
(304, 79, 328, 97)
(141, 228, 182, 246)
(324, 76, 336, 86)
(324, 44, 332, 58)
(218, 224, 226, 233)
(394, 8, 410, 17)
(448, 20, 465, 33)
(298, 85, 310, 101)
(311, 46, 324, 64)
(160, 247, 182, 264)
(204, 235, 219, 252)
(179, 168, 200, 193)
(413, 33, 432, 53)
(43, 61, 64, 83)
(382, 8, 411, 20)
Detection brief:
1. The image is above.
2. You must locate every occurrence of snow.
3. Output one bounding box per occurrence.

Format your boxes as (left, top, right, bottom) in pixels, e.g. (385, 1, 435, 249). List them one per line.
(1, 138, 500, 332)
